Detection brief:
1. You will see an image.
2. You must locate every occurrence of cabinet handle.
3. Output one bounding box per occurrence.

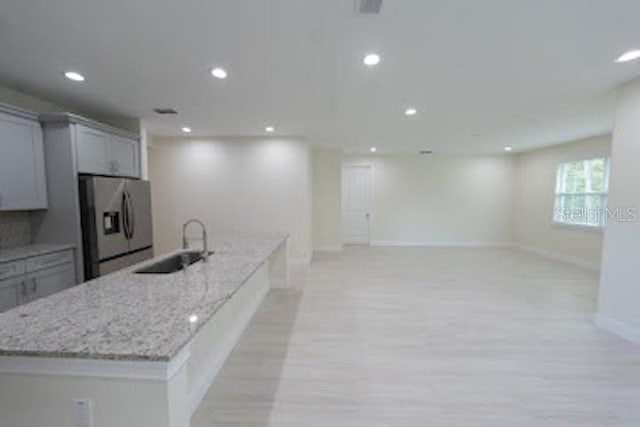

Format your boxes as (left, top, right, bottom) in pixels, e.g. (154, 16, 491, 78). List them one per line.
(21, 281, 27, 299)
(31, 277, 37, 293)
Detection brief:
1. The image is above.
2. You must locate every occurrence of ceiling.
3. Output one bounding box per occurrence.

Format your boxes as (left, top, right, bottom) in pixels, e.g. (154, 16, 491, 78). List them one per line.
(1, 0, 640, 153)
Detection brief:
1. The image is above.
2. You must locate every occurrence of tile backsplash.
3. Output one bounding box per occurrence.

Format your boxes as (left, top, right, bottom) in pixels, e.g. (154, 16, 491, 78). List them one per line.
(0, 212, 31, 249)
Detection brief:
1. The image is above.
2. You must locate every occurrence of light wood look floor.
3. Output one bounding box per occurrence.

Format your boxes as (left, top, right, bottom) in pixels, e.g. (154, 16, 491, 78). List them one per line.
(192, 247, 640, 426)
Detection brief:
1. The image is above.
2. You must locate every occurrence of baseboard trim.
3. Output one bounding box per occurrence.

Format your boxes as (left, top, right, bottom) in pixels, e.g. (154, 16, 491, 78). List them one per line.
(594, 313, 640, 344)
(313, 245, 343, 252)
(369, 240, 514, 248)
(517, 245, 600, 272)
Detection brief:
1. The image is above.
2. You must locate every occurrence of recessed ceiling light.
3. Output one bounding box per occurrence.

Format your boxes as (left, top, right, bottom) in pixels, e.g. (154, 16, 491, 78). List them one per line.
(405, 108, 417, 116)
(370, 147, 377, 153)
(615, 50, 640, 63)
(210, 67, 228, 79)
(64, 71, 85, 82)
(504, 146, 513, 152)
(153, 107, 178, 115)
(181, 127, 192, 133)
(363, 53, 381, 66)
(265, 126, 275, 133)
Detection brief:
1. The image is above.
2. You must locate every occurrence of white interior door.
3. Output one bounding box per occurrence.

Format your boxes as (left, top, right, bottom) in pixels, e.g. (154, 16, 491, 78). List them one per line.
(342, 164, 372, 245)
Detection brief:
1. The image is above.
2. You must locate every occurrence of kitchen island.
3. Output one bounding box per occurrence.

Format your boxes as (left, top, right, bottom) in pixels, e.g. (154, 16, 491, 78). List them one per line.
(0, 232, 288, 427)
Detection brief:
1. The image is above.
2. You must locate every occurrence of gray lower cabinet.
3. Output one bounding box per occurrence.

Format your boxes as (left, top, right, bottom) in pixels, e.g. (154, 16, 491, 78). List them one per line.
(22, 262, 75, 303)
(0, 106, 47, 210)
(0, 249, 75, 312)
(0, 277, 20, 312)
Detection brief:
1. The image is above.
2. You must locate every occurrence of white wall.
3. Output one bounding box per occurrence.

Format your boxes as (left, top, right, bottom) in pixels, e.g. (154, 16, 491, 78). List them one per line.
(148, 137, 311, 263)
(596, 77, 640, 342)
(513, 135, 611, 270)
(342, 153, 515, 246)
(312, 147, 342, 251)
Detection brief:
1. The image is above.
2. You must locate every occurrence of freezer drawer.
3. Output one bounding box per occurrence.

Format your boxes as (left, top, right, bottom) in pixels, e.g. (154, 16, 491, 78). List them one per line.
(98, 248, 153, 276)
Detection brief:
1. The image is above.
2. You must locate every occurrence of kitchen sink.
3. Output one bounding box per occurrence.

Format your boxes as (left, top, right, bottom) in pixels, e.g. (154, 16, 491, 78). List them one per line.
(135, 251, 213, 274)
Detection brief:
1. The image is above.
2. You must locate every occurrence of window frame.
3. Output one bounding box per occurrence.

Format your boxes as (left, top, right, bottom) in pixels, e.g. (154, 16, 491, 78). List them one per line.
(552, 157, 610, 229)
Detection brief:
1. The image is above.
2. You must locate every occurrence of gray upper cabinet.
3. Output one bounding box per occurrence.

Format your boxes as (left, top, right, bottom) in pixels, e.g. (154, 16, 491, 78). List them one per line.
(75, 125, 140, 178)
(0, 107, 47, 211)
(27, 262, 75, 303)
(75, 125, 111, 175)
(110, 135, 139, 177)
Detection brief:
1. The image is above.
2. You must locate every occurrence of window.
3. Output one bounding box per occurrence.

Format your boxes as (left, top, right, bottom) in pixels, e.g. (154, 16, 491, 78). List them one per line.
(553, 158, 610, 228)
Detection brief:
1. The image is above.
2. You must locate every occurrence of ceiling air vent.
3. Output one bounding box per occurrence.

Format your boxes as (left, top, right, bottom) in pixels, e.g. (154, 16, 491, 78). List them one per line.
(153, 108, 178, 115)
(355, 0, 383, 14)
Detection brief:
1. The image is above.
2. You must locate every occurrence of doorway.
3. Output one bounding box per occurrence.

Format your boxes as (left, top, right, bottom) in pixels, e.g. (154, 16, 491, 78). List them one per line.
(342, 164, 373, 245)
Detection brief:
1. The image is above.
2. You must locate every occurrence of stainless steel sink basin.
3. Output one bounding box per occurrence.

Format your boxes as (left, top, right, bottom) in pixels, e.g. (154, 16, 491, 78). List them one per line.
(135, 251, 213, 274)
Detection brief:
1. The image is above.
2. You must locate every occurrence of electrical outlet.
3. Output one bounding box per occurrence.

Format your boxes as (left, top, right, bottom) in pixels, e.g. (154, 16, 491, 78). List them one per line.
(72, 399, 93, 427)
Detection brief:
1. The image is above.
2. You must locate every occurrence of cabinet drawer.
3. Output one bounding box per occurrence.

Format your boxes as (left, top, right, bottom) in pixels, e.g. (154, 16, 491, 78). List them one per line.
(26, 250, 73, 273)
(0, 260, 26, 280)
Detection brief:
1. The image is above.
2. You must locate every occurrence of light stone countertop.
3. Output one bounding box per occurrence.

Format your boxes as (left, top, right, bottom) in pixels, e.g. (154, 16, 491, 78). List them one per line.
(0, 243, 76, 264)
(0, 232, 286, 362)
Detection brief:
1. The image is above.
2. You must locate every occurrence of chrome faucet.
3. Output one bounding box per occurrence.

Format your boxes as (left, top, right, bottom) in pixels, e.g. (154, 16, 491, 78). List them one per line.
(182, 219, 209, 262)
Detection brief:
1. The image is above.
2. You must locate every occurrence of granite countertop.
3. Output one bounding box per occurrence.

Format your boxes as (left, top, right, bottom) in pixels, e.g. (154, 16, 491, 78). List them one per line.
(0, 232, 286, 362)
(0, 243, 76, 264)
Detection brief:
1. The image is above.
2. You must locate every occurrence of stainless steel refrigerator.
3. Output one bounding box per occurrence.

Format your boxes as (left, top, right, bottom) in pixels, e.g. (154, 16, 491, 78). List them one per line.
(79, 175, 154, 280)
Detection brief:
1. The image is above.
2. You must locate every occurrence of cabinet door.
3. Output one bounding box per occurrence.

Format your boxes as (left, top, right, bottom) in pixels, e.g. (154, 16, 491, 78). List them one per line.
(0, 112, 47, 210)
(110, 135, 139, 178)
(29, 262, 75, 302)
(0, 277, 21, 312)
(75, 125, 111, 175)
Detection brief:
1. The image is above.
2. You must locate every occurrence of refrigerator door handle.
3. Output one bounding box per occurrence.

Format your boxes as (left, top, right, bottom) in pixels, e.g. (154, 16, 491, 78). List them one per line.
(127, 190, 135, 239)
(121, 191, 131, 240)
